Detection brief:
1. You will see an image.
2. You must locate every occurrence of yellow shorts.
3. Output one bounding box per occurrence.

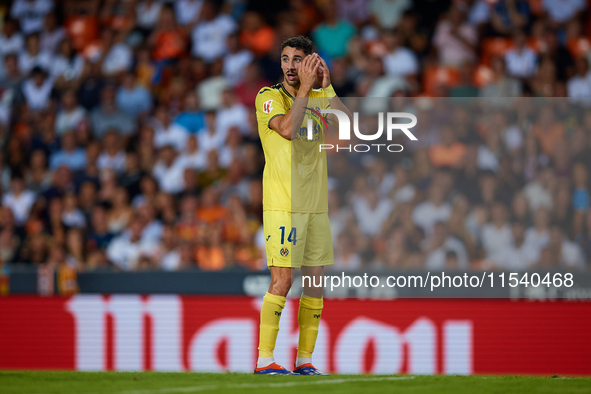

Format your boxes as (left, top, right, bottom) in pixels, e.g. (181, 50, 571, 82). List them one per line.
(263, 210, 335, 268)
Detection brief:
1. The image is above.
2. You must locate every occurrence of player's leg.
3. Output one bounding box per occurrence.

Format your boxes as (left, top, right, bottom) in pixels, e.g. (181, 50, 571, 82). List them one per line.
(255, 211, 305, 374)
(257, 266, 293, 370)
(296, 265, 325, 369)
(294, 213, 333, 375)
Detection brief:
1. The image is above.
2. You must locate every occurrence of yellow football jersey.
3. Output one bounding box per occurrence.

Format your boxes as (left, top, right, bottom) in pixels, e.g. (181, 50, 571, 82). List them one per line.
(255, 83, 331, 214)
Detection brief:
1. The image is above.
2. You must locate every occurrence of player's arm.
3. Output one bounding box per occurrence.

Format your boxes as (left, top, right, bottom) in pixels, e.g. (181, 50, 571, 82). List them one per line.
(269, 55, 321, 140)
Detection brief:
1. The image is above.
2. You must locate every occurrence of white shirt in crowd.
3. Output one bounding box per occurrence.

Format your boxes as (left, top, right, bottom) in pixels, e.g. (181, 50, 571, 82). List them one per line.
(481, 223, 513, 258)
(62, 209, 86, 228)
(191, 14, 237, 62)
(2, 190, 36, 225)
(502, 124, 524, 151)
(524, 227, 550, 251)
(383, 47, 419, 77)
(0, 33, 24, 57)
(136, 1, 164, 29)
(412, 201, 452, 236)
(18, 50, 52, 74)
(41, 28, 66, 54)
(11, 0, 54, 34)
(101, 43, 133, 75)
(567, 72, 591, 106)
(197, 75, 229, 110)
(505, 47, 537, 78)
(51, 54, 85, 81)
(392, 184, 416, 203)
(106, 232, 158, 271)
(217, 103, 249, 136)
(97, 151, 127, 174)
(433, 21, 477, 66)
(353, 197, 394, 236)
(424, 236, 469, 270)
(523, 181, 553, 212)
(477, 145, 499, 172)
(489, 241, 539, 271)
(177, 149, 207, 172)
(152, 159, 186, 194)
(198, 128, 226, 153)
(154, 123, 190, 152)
(542, 0, 585, 23)
(55, 106, 86, 135)
(223, 49, 254, 86)
(558, 239, 586, 269)
(333, 252, 362, 271)
(161, 249, 182, 271)
(175, 0, 204, 26)
(22, 78, 54, 110)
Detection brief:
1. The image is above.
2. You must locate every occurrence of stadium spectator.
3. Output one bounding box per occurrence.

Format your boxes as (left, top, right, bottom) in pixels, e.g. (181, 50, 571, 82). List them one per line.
(190, 0, 237, 62)
(55, 90, 87, 135)
(49, 131, 86, 171)
(2, 174, 35, 226)
(312, 0, 356, 60)
(149, 4, 188, 63)
(106, 216, 157, 271)
(423, 221, 469, 270)
(40, 12, 65, 54)
(10, 0, 54, 35)
(240, 11, 275, 58)
(369, 0, 411, 29)
(480, 56, 522, 98)
(21, 66, 54, 111)
(90, 85, 135, 138)
(433, 2, 477, 67)
(0, 19, 24, 60)
(412, 184, 451, 236)
(489, 0, 530, 36)
(505, 30, 537, 79)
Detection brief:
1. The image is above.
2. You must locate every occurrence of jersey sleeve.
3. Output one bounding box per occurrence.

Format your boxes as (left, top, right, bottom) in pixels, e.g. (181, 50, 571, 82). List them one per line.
(255, 88, 287, 132)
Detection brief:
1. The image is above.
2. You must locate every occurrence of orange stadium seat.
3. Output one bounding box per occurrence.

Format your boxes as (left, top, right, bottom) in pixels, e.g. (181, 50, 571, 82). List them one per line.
(481, 37, 514, 65)
(422, 65, 461, 96)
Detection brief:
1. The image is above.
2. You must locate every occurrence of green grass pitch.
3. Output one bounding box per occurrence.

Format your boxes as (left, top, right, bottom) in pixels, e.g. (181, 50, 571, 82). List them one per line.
(1, 372, 590, 394)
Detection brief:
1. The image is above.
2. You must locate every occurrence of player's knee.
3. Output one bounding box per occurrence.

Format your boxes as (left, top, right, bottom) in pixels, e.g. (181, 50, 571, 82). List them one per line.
(269, 275, 293, 297)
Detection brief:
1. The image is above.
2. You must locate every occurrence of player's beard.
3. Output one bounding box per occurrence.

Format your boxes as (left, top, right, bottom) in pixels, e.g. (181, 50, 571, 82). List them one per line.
(284, 71, 300, 87)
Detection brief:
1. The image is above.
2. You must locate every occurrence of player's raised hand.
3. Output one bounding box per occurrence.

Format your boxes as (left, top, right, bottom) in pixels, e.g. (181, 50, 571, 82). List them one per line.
(298, 54, 320, 90)
(315, 54, 331, 89)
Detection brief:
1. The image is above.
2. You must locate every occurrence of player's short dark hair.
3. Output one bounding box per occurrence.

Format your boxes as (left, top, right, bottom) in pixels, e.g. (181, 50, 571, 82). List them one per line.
(281, 36, 314, 56)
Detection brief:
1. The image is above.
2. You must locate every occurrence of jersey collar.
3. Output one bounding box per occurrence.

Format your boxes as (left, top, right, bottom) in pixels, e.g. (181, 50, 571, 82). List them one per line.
(280, 83, 294, 100)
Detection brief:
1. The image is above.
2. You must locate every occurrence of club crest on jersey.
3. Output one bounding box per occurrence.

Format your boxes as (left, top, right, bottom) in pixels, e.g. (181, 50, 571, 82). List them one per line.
(263, 99, 273, 114)
(280, 247, 289, 257)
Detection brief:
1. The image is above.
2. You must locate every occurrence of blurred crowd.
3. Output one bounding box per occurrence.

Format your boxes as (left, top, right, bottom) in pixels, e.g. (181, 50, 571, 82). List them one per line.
(0, 0, 590, 272)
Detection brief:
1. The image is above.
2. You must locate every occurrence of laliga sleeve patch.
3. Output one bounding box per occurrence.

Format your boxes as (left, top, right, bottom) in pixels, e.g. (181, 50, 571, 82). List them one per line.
(263, 99, 273, 114)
